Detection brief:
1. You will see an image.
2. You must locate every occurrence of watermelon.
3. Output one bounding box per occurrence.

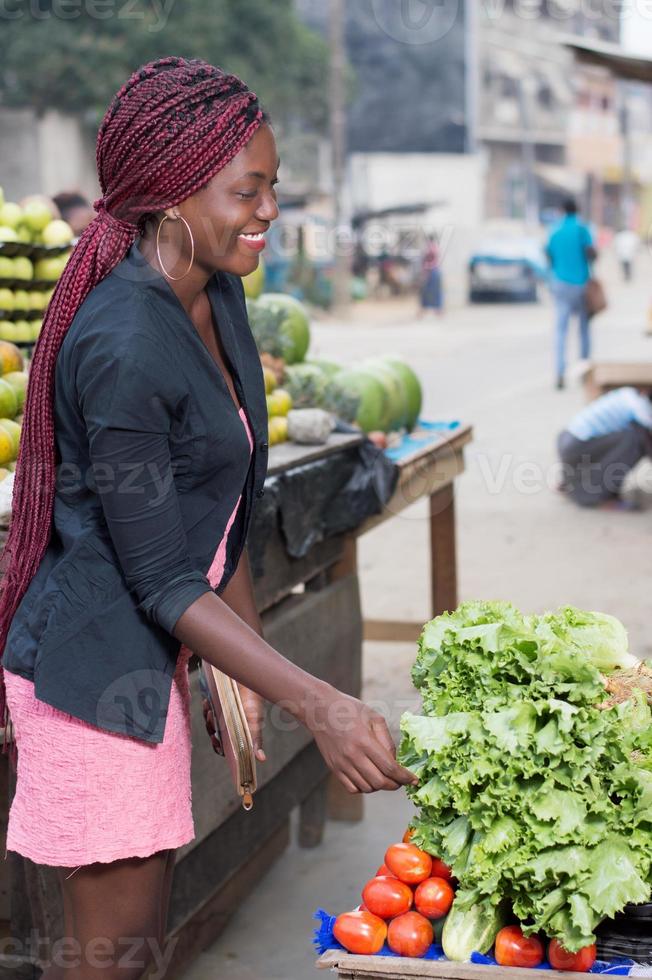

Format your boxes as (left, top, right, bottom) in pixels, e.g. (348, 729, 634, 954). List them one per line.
(256, 293, 310, 364)
(305, 359, 342, 380)
(283, 364, 326, 409)
(324, 369, 388, 433)
(380, 356, 422, 431)
(321, 376, 360, 424)
(362, 360, 408, 431)
(246, 298, 285, 358)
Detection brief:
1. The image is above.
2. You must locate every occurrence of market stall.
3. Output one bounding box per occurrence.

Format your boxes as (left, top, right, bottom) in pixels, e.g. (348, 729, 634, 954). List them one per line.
(584, 362, 652, 401)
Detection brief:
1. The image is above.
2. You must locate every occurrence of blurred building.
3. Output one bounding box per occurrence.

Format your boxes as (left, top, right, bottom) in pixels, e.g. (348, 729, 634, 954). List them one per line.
(478, 1, 620, 220)
(295, 0, 639, 232)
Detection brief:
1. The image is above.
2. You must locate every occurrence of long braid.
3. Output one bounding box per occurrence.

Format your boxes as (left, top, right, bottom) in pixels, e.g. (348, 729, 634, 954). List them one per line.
(0, 57, 265, 758)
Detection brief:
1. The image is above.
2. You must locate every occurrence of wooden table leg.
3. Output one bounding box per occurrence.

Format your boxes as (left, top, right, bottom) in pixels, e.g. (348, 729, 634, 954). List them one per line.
(429, 483, 457, 617)
(298, 778, 328, 849)
(326, 773, 364, 824)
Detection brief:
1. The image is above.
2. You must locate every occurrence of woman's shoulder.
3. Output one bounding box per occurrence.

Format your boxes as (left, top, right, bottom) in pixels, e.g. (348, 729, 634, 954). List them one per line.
(63, 267, 174, 368)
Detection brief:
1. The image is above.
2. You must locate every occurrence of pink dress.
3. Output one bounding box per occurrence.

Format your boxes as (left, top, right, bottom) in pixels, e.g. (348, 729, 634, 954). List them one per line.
(4, 407, 254, 868)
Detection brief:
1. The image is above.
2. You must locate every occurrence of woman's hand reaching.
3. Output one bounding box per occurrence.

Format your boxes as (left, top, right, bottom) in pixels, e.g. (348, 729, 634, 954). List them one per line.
(305, 685, 417, 794)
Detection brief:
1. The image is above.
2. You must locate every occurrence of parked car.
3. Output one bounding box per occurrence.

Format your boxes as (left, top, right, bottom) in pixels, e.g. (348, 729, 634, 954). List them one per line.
(468, 237, 548, 303)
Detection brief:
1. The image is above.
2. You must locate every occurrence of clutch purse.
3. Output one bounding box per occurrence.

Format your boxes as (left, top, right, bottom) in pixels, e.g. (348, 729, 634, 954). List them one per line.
(199, 662, 257, 811)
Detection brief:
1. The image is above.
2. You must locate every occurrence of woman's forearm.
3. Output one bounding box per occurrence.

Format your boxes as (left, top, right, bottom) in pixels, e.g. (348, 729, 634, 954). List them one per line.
(173, 590, 330, 724)
(218, 550, 263, 637)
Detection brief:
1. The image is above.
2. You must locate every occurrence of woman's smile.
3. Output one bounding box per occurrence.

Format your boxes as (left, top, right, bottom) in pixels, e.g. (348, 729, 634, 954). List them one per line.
(237, 230, 267, 253)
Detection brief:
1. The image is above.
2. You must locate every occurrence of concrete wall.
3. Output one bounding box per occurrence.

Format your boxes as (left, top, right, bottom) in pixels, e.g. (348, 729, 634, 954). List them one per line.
(0, 108, 98, 203)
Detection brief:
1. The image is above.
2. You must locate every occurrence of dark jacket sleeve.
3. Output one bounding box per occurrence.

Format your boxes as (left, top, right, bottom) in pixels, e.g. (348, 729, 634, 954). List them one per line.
(75, 328, 212, 633)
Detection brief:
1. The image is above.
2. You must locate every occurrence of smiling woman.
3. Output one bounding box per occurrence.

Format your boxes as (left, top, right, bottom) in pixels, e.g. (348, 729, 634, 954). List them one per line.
(0, 57, 414, 980)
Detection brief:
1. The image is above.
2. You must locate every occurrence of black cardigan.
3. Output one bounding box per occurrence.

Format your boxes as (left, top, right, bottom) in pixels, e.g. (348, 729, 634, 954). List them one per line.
(2, 241, 269, 742)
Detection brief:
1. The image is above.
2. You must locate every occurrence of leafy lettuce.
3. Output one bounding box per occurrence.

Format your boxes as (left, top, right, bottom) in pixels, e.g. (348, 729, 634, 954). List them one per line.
(399, 601, 652, 951)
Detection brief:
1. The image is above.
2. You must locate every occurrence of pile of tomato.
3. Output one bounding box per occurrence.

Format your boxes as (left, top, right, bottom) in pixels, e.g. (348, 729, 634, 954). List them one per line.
(334, 834, 455, 959)
(332, 829, 598, 971)
(495, 927, 596, 972)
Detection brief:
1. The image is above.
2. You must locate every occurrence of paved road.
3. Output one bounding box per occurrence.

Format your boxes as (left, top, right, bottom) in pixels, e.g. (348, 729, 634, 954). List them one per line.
(314, 248, 652, 657)
(182, 249, 652, 979)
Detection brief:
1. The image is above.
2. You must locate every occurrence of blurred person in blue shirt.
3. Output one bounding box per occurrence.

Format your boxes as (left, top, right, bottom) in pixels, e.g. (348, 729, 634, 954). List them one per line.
(546, 199, 596, 390)
(558, 387, 652, 507)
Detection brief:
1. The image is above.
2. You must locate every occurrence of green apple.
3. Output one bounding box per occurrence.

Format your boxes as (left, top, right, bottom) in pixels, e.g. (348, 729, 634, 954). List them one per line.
(0, 289, 13, 311)
(21, 200, 54, 234)
(0, 203, 22, 229)
(0, 257, 14, 279)
(0, 226, 18, 243)
(12, 290, 29, 311)
(0, 187, 4, 209)
(13, 320, 33, 342)
(14, 224, 32, 244)
(12, 257, 34, 281)
(28, 290, 45, 310)
(34, 258, 59, 281)
(35, 254, 68, 280)
(0, 321, 18, 342)
(30, 320, 42, 341)
(42, 219, 73, 248)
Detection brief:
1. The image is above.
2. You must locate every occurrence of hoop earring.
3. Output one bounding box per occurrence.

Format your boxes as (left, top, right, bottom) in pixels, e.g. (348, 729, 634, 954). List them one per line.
(156, 214, 195, 281)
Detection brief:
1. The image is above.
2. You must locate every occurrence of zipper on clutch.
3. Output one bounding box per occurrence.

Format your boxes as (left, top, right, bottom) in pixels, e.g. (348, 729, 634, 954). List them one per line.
(220, 684, 255, 809)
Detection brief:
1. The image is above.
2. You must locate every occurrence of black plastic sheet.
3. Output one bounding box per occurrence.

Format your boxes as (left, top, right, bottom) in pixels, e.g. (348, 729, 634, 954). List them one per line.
(247, 439, 398, 576)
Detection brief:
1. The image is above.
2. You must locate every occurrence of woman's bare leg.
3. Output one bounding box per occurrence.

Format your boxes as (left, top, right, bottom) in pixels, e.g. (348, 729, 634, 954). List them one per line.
(40, 850, 170, 979)
(159, 849, 176, 947)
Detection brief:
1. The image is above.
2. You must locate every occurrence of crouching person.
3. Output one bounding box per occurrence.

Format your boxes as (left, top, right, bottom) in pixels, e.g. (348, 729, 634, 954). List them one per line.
(558, 386, 652, 507)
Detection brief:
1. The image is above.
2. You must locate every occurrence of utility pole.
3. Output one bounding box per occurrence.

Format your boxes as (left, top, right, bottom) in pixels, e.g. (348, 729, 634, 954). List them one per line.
(329, 0, 350, 313)
(517, 77, 539, 227)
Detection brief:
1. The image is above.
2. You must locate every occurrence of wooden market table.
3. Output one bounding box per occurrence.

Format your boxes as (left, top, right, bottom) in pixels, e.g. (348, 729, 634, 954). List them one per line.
(317, 950, 571, 980)
(583, 361, 652, 400)
(356, 423, 472, 644)
(0, 425, 472, 980)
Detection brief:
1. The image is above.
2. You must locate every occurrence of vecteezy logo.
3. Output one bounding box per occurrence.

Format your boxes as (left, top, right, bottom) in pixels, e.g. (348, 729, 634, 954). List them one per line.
(370, 0, 461, 45)
(96, 669, 170, 737)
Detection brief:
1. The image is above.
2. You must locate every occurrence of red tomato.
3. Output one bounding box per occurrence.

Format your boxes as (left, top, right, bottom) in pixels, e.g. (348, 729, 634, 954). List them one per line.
(362, 876, 413, 920)
(376, 863, 396, 878)
(430, 858, 453, 881)
(385, 843, 433, 885)
(414, 877, 455, 920)
(403, 827, 415, 844)
(387, 911, 434, 958)
(495, 926, 544, 968)
(548, 940, 597, 972)
(333, 910, 387, 955)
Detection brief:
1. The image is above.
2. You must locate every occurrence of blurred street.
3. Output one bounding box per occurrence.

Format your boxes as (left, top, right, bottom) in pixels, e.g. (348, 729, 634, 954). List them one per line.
(182, 246, 652, 980)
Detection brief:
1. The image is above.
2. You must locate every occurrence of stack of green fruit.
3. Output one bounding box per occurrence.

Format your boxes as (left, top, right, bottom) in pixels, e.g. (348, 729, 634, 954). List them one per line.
(0, 186, 74, 345)
(242, 274, 424, 440)
(0, 340, 28, 478)
(310, 356, 423, 436)
(263, 365, 293, 446)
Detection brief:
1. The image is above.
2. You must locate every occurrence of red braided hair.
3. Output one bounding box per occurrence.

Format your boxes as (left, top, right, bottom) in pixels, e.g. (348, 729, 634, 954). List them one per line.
(0, 57, 265, 750)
